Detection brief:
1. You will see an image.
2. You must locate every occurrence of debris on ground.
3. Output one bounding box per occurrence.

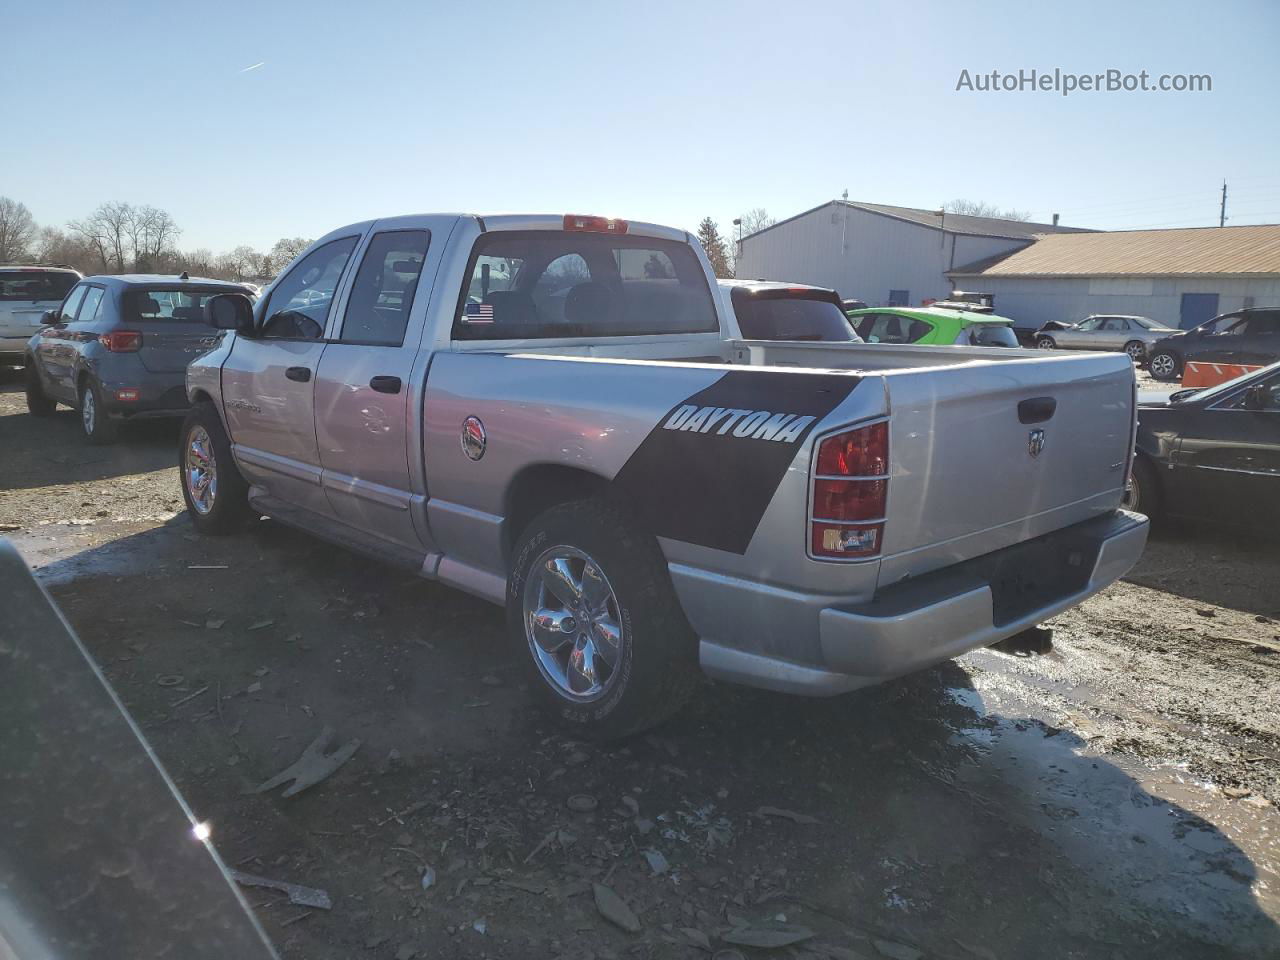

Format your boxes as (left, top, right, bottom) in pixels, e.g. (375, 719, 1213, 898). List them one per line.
(229, 869, 333, 909)
(420, 866, 437, 890)
(721, 922, 815, 948)
(567, 794, 598, 813)
(247, 726, 361, 798)
(642, 848, 669, 875)
(753, 805, 822, 825)
(593, 882, 641, 932)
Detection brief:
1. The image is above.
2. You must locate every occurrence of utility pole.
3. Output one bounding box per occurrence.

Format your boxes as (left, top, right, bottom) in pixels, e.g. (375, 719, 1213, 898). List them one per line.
(1220, 179, 1228, 227)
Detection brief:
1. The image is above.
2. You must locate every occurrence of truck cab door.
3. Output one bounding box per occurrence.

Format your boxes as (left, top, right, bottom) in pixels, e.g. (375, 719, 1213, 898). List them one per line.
(314, 220, 447, 550)
(1170, 370, 1280, 527)
(220, 235, 360, 518)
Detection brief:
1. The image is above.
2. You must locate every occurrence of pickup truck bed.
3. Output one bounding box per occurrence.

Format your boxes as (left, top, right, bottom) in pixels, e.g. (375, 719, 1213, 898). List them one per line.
(184, 212, 1147, 736)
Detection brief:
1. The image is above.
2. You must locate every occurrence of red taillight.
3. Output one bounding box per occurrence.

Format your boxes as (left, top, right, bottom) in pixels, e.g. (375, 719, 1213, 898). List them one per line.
(811, 421, 888, 559)
(563, 214, 628, 234)
(100, 330, 142, 352)
(813, 477, 886, 521)
(816, 420, 887, 476)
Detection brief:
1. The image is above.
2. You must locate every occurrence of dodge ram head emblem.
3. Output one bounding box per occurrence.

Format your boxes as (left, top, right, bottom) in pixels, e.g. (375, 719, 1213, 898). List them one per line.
(461, 416, 486, 461)
(1028, 428, 1046, 458)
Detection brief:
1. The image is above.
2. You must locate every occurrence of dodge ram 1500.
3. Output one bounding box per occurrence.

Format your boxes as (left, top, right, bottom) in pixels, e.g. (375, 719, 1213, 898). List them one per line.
(184, 212, 1148, 737)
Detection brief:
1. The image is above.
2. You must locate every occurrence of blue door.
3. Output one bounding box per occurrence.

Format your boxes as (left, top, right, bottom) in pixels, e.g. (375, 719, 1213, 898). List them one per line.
(1179, 293, 1219, 330)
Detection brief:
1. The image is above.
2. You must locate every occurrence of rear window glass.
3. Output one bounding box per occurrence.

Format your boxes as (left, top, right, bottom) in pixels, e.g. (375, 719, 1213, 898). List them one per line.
(124, 288, 241, 323)
(0, 271, 79, 302)
(958, 324, 1020, 347)
(454, 231, 718, 340)
(732, 290, 861, 342)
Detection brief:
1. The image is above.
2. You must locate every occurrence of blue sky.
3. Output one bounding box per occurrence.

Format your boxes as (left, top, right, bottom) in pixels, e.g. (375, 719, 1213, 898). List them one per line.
(4, 0, 1278, 252)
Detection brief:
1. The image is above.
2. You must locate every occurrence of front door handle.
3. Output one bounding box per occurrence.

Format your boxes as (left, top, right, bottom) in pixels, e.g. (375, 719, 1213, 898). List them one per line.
(369, 375, 402, 394)
(285, 366, 311, 382)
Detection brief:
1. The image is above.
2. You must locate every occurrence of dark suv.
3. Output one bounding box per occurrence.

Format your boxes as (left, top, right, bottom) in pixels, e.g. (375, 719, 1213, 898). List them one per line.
(1146, 307, 1280, 381)
(24, 274, 254, 443)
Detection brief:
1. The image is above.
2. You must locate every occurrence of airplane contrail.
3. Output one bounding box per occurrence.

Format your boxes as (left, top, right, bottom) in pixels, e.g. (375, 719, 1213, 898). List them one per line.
(239, 62, 265, 73)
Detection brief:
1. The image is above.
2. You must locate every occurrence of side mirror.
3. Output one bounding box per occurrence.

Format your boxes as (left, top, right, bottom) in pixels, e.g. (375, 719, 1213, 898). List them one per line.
(204, 293, 255, 334)
(42, 309, 59, 325)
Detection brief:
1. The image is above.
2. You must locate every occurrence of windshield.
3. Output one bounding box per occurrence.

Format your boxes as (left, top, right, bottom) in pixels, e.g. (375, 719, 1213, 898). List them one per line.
(732, 290, 862, 341)
(955, 324, 1020, 347)
(0, 270, 78, 302)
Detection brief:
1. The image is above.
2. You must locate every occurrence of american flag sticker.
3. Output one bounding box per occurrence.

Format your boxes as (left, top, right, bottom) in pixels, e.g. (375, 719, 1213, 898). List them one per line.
(464, 302, 495, 323)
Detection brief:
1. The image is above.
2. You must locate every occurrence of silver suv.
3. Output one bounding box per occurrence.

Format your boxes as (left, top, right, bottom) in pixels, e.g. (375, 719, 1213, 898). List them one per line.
(0, 265, 81, 366)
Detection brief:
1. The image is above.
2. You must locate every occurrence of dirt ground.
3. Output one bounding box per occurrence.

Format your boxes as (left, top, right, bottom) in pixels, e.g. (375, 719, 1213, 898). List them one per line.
(2, 369, 1278, 960)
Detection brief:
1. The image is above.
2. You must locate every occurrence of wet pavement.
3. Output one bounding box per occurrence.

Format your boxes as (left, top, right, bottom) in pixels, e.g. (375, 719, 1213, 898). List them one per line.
(1, 373, 1277, 959)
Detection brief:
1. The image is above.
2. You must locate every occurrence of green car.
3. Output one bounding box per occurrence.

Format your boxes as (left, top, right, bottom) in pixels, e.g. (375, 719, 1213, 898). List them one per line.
(846, 306, 1021, 348)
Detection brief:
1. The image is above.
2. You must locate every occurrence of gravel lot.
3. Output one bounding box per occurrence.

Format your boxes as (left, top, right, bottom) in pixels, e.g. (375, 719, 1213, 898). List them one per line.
(1, 369, 1277, 960)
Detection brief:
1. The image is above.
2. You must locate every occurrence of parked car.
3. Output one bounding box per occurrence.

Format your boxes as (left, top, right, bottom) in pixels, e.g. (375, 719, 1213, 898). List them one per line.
(180, 211, 1146, 738)
(1034, 314, 1176, 362)
(928, 299, 994, 314)
(840, 297, 868, 312)
(1127, 361, 1279, 526)
(846, 305, 1021, 347)
(721, 280, 862, 342)
(0, 265, 81, 366)
(24, 274, 255, 443)
(1145, 307, 1280, 382)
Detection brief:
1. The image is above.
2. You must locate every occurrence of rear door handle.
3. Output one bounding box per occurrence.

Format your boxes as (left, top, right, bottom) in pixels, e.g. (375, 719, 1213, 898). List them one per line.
(1018, 396, 1057, 423)
(285, 366, 311, 382)
(369, 375, 402, 394)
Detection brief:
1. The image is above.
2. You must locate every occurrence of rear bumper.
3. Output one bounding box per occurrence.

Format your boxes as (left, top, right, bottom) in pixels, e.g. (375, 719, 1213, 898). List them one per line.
(99, 377, 191, 418)
(0, 335, 32, 363)
(691, 510, 1148, 695)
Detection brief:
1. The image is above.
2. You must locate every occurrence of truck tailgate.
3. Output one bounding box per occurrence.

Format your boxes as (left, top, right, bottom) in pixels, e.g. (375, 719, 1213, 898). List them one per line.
(876, 353, 1134, 586)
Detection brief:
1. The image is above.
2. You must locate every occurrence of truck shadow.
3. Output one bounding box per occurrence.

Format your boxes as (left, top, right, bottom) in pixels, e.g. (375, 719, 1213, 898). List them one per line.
(1127, 523, 1280, 619)
(19, 520, 1279, 959)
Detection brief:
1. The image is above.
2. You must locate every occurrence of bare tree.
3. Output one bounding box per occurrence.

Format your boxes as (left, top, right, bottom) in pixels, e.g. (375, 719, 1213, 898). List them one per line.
(69, 201, 134, 272)
(34, 226, 96, 273)
(127, 205, 181, 270)
(942, 199, 1032, 221)
(0, 197, 37, 262)
(224, 245, 263, 281)
(738, 208, 776, 237)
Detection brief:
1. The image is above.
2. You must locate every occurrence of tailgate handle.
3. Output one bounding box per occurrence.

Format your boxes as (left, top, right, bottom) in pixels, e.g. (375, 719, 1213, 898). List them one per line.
(285, 366, 311, 382)
(369, 375, 402, 394)
(1018, 396, 1056, 424)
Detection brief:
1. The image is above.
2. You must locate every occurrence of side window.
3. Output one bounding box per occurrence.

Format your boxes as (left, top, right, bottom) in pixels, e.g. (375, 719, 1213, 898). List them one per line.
(907, 318, 932, 341)
(60, 285, 88, 322)
(1251, 313, 1280, 336)
(1077, 317, 1102, 331)
(78, 287, 106, 323)
(1099, 317, 1123, 331)
(339, 230, 431, 346)
(262, 236, 359, 339)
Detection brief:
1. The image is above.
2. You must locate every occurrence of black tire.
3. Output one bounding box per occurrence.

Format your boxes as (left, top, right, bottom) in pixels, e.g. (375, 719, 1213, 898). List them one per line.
(1148, 351, 1181, 382)
(1036, 336, 1056, 350)
(507, 499, 699, 740)
(1123, 340, 1146, 363)
(24, 362, 56, 417)
(180, 402, 251, 534)
(1124, 456, 1161, 519)
(78, 377, 118, 444)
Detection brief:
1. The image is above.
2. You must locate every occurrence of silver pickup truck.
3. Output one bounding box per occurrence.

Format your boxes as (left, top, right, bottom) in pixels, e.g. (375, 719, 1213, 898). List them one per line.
(184, 213, 1148, 737)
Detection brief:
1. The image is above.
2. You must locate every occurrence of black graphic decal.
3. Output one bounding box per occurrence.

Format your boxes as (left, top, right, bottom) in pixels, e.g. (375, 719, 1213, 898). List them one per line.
(612, 370, 861, 554)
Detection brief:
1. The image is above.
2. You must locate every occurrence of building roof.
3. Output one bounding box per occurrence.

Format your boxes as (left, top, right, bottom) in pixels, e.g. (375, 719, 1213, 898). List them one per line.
(739, 200, 1088, 244)
(840, 201, 1089, 239)
(949, 224, 1280, 278)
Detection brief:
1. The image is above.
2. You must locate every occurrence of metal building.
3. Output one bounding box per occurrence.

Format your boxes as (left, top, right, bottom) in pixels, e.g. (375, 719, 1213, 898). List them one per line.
(732, 200, 1086, 307)
(947, 224, 1280, 330)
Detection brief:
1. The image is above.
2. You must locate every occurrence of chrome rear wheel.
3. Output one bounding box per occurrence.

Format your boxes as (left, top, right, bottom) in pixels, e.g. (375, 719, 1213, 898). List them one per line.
(185, 425, 217, 515)
(522, 545, 625, 702)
